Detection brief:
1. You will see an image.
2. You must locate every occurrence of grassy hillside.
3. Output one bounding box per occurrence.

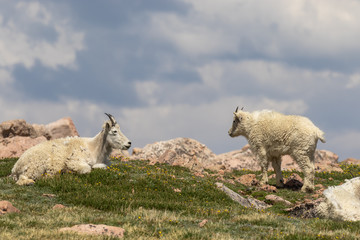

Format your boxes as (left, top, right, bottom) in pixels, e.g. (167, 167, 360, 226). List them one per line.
(0, 157, 359, 239)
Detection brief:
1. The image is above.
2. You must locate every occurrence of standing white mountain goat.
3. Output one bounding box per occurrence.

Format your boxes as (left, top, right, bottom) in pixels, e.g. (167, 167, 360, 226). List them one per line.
(228, 107, 326, 192)
(11, 113, 131, 185)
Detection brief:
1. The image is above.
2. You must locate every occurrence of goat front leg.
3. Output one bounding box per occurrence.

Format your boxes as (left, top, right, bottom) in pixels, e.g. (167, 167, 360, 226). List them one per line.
(66, 160, 92, 174)
(93, 159, 111, 169)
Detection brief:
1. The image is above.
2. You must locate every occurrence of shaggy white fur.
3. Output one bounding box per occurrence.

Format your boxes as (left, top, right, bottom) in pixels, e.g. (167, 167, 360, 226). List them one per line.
(228, 108, 325, 192)
(11, 113, 131, 185)
(316, 177, 360, 221)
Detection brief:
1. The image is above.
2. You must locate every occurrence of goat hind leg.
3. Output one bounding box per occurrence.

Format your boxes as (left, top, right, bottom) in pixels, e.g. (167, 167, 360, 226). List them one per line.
(294, 155, 315, 193)
(271, 157, 284, 188)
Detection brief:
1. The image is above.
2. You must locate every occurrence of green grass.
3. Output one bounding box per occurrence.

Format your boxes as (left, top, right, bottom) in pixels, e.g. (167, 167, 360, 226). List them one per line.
(1, 158, 360, 239)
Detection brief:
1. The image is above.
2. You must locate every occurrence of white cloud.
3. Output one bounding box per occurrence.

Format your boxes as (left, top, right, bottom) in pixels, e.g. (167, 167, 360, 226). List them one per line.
(197, 59, 346, 96)
(16, 1, 51, 25)
(326, 130, 360, 160)
(346, 74, 360, 89)
(135, 80, 161, 106)
(0, 1, 84, 70)
(0, 68, 14, 86)
(148, 0, 360, 60)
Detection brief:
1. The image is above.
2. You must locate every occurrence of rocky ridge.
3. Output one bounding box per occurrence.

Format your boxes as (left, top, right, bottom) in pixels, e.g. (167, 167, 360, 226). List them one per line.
(0, 118, 79, 158)
(131, 138, 343, 173)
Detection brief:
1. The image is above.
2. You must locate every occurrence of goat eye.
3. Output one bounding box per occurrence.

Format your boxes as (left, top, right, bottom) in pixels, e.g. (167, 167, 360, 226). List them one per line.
(113, 130, 118, 134)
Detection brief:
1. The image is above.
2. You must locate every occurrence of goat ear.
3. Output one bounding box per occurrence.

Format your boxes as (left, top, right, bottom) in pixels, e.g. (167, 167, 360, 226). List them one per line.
(105, 122, 111, 131)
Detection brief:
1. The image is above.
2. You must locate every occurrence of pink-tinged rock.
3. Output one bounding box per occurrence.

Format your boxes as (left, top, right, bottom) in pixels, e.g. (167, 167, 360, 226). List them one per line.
(199, 219, 208, 228)
(342, 158, 360, 165)
(53, 204, 66, 209)
(0, 201, 20, 215)
(0, 136, 47, 158)
(59, 224, 125, 238)
(236, 174, 259, 186)
(258, 184, 277, 193)
(131, 138, 219, 172)
(265, 194, 292, 206)
(0, 117, 79, 159)
(45, 117, 79, 139)
(216, 144, 342, 172)
(216, 145, 261, 171)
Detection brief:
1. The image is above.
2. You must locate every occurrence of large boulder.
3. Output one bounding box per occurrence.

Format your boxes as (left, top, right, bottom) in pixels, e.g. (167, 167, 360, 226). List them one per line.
(131, 138, 220, 171)
(0, 119, 38, 138)
(216, 145, 342, 172)
(0, 136, 47, 159)
(45, 117, 79, 139)
(216, 145, 261, 171)
(0, 117, 79, 159)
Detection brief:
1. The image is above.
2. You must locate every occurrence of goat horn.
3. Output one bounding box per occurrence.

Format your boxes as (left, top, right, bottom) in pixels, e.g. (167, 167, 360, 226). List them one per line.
(235, 106, 239, 113)
(105, 113, 116, 127)
(241, 107, 244, 110)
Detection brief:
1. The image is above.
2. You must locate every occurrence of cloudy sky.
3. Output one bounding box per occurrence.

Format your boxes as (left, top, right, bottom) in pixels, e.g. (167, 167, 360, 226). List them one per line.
(0, 0, 359, 160)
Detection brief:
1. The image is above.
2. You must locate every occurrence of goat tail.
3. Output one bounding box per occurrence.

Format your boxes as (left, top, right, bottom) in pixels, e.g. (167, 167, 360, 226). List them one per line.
(316, 129, 326, 143)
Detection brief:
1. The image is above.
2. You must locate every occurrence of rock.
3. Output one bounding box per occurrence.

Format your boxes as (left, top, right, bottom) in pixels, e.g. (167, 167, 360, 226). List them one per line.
(45, 117, 79, 139)
(32, 124, 51, 140)
(0, 117, 79, 159)
(215, 182, 270, 210)
(258, 184, 277, 193)
(216, 145, 261, 171)
(0, 201, 20, 215)
(314, 150, 343, 172)
(342, 158, 360, 165)
(235, 174, 259, 186)
(0, 119, 37, 138)
(284, 173, 303, 190)
(131, 138, 219, 172)
(216, 144, 342, 172)
(315, 177, 360, 221)
(199, 219, 208, 228)
(265, 194, 292, 206)
(42, 193, 56, 198)
(130, 140, 341, 174)
(0, 136, 47, 158)
(53, 204, 66, 209)
(59, 224, 125, 238)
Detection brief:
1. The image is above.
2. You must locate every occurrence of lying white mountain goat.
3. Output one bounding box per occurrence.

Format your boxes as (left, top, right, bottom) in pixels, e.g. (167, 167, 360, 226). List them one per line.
(11, 113, 131, 185)
(228, 107, 326, 192)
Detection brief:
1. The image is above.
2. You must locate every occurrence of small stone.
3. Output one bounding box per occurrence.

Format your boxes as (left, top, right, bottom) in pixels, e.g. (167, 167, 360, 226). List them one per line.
(265, 194, 292, 206)
(258, 184, 277, 193)
(236, 174, 259, 186)
(199, 219, 208, 228)
(0, 201, 20, 215)
(42, 193, 56, 198)
(53, 204, 66, 209)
